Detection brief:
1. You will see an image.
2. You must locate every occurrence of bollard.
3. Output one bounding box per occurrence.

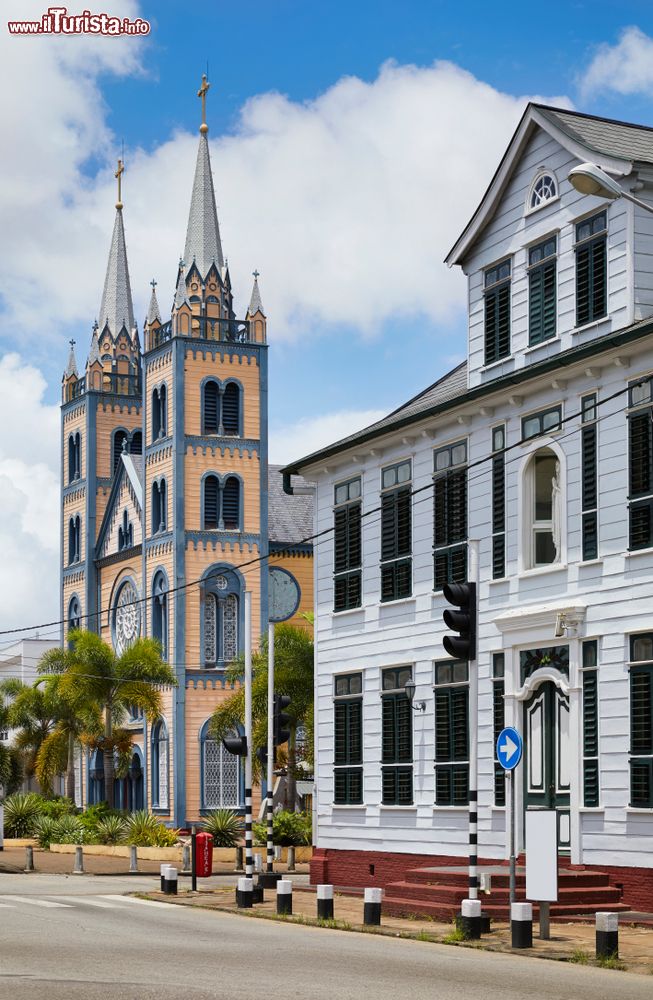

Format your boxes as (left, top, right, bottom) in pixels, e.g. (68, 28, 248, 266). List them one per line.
(129, 845, 138, 874)
(274, 845, 282, 861)
(236, 876, 253, 909)
(511, 902, 533, 949)
(24, 845, 34, 872)
(235, 846, 244, 871)
(317, 884, 334, 921)
(72, 845, 84, 875)
(276, 879, 293, 915)
(287, 846, 296, 872)
(165, 866, 178, 895)
(182, 843, 191, 874)
(458, 898, 482, 940)
(363, 887, 382, 926)
(160, 863, 170, 892)
(596, 912, 619, 960)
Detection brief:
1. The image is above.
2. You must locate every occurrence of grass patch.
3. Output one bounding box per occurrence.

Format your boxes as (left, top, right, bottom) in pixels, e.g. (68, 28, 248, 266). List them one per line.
(569, 949, 591, 965)
(443, 922, 467, 944)
(595, 954, 627, 971)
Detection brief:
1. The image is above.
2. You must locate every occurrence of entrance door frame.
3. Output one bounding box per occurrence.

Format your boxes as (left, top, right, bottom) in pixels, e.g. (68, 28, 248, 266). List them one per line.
(493, 601, 586, 865)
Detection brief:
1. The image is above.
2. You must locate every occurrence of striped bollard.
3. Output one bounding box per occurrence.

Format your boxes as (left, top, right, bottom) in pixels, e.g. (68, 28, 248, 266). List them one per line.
(160, 863, 170, 892)
(276, 879, 292, 915)
(363, 887, 382, 926)
(72, 845, 84, 875)
(596, 912, 619, 960)
(129, 845, 138, 873)
(165, 866, 178, 895)
(317, 884, 334, 921)
(511, 902, 533, 949)
(459, 898, 481, 940)
(236, 876, 254, 909)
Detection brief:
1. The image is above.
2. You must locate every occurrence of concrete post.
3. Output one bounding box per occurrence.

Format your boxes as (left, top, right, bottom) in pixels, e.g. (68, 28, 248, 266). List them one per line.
(317, 884, 334, 921)
(363, 887, 382, 926)
(24, 845, 34, 872)
(459, 898, 482, 939)
(596, 912, 619, 960)
(235, 846, 244, 870)
(511, 902, 533, 949)
(236, 876, 253, 908)
(276, 879, 292, 915)
(287, 846, 296, 872)
(72, 845, 84, 874)
(182, 843, 191, 874)
(129, 845, 138, 873)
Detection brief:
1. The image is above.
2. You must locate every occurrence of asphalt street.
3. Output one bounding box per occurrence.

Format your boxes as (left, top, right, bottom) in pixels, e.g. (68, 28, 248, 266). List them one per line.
(0, 874, 650, 1000)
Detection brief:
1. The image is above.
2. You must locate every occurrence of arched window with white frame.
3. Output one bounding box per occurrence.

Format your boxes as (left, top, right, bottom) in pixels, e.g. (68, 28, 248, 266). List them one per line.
(202, 569, 241, 668)
(528, 170, 558, 211)
(200, 719, 241, 809)
(151, 718, 169, 810)
(523, 446, 562, 568)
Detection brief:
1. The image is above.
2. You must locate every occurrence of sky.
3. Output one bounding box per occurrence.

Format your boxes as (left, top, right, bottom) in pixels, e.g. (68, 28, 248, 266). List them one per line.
(2, 0, 653, 631)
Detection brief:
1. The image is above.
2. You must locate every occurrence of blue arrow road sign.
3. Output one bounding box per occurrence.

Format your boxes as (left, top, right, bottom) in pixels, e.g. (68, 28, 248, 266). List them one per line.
(497, 727, 523, 771)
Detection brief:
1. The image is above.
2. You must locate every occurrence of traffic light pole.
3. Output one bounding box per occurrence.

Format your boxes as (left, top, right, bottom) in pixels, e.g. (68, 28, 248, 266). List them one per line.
(465, 542, 480, 909)
(244, 591, 254, 880)
(266, 621, 275, 876)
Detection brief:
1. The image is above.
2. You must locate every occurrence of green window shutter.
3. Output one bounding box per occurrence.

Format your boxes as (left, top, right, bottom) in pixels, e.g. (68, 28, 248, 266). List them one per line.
(492, 680, 506, 805)
(576, 243, 590, 326)
(582, 512, 598, 561)
(447, 470, 467, 543)
(629, 413, 652, 497)
(485, 283, 511, 364)
(630, 500, 653, 551)
(434, 477, 447, 547)
(382, 767, 396, 804)
(631, 667, 653, 756)
(630, 760, 653, 809)
(382, 697, 396, 763)
(395, 696, 412, 762)
(576, 237, 606, 326)
(435, 767, 451, 804)
(348, 700, 362, 765)
(584, 761, 600, 809)
(396, 488, 411, 556)
(529, 259, 556, 345)
(583, 670, 599, 806)
(334, 702, 347, 765)
(381, 492, 397, 561)
(334, 508, 348, 574)
(591, 238, 607, 319)
(452, 766, 468, 805)
(451, 688, 468, 761)
(492, 455, 505, 533)
(396, 767, 413, 805)
(334, 770, 347, 803)
(435, 690, 452, 762)
(581, 426, 597, 510)
(492, 535, 505, 579)
(347, 504, 362, 568)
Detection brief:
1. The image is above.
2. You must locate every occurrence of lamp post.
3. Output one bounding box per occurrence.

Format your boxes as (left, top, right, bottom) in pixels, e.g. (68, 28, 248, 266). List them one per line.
(568, 163, 653, 215)
(404, 679, 426, 713)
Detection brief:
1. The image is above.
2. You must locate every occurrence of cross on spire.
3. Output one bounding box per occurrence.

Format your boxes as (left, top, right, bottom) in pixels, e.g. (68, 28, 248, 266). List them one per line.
(115, 158, 125, 209)
(69, 338, 76, 349)
(150, 278, 157, 289)
(198, 73, 210, 134)
(253, 269, 260, 280)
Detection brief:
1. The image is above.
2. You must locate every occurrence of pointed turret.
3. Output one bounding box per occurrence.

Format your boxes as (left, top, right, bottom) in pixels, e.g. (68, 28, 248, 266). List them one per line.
(246, 270, 267, 343)
(247, 271, 265, 317)
(88, 325, 100, 365)
(98, 204, 136, 339)
(65, 339, 78, 378)
(183, 131, 224, 281)
(146, 281, 162, 326)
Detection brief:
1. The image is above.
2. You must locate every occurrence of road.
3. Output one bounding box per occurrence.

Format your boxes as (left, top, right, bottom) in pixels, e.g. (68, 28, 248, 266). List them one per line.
(0, 874, 650, 1000)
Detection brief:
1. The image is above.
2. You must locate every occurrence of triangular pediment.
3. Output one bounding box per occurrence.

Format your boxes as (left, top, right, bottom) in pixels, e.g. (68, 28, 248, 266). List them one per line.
(96, 454, 143, 559)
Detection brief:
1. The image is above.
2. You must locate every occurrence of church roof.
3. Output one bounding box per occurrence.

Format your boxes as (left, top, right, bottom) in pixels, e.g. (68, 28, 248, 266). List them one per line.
(88, 327, 100, 365)
(64, 341, 78, 378)
(248, 275, 265, 316)
(183, 133, 224, 280)
(268, 465, 314, 546)
(98, 208, 135, 337)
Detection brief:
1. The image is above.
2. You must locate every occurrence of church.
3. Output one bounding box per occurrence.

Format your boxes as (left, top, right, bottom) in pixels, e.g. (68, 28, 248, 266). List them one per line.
(60, 78, 313, 825)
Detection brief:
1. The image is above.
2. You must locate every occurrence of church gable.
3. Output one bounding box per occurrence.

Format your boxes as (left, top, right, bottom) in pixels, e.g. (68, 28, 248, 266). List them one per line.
(97, 455, 143, 559)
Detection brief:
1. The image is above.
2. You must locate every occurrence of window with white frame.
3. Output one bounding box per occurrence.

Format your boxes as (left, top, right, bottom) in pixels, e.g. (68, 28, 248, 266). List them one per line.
(523, 447, 562, 568)
(529, 172, 558, 210)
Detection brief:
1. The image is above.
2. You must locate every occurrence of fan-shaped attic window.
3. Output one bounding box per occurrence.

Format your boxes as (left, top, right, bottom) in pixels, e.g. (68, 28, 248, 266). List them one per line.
(529, 172, 558, 210)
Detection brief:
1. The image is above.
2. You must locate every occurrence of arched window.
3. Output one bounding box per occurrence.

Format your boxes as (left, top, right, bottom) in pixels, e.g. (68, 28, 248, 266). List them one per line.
(524, 447, 561, 568)
(203, 572, 240, 668)
(68, 515, 80, 565)
(151, 719, 169, 810)
(204, 475, 220, 529)
(68, 595, 81, 631)
(112, 578, 141, 655)
(68, 432, 81, 483)
(159, 385, 167, 437)
(130, 430, 142, 456)
(152, 571, 168, 658)
(529, 171, 558, 210)
(222, 477, 240, 530)
(113, 430, 128, 473)
(200, 719, 241, 809)
(152, 388, 161, 440)
(152, 480, 166, 534)
(203, 381, 219, 434)
(222, 383, 240, 435)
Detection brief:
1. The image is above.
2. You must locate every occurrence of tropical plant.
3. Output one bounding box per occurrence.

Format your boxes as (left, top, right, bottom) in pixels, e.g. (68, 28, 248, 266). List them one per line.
(209, 623, 314, 808)
(3, 792, 44, 837)
(39, 630, 177, 808)
(95, 814, 127, 845)
(123, 809, 179, 847)
(33, 815, 59, 850)
(39, 797, 77, 820)
(77, 801, 113, 837)
(202, 809, 243, 847)
(51, 814, 86, 845)
(253, 809, 311, 847)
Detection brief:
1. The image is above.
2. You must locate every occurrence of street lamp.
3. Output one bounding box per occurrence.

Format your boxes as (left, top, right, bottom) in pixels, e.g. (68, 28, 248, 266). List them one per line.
(404, 679, 426, 713)
(568, 162, 653, 215)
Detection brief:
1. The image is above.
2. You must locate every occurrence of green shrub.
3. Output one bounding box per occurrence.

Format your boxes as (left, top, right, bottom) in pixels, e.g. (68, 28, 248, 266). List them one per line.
(253, 810, 311, 847)
(123, 810, 179, 847)
(95, 815, 127, 845)
(4, 792, 44, 837)
(78, 803, 116, 837)
(51, 815, 86, 845)
(202, 809, 242, 847)
(33, 815, 59, 850)
(40, 797, 77, 820)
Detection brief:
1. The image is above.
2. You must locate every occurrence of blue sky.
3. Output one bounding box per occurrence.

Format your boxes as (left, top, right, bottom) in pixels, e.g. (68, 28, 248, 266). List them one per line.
(2, 0, 653, 625)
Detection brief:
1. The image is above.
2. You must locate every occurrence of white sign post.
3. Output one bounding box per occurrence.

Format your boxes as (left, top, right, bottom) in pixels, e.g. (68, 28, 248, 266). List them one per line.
(525, 809, 558, 939)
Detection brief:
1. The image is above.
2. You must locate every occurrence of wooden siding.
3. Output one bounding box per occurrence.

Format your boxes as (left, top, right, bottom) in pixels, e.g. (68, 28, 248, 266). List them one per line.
(95, 404, 142, 480)
(184, 451, 261, 534)
(100, 475, 142, 557)
(183, 352, 261, 439)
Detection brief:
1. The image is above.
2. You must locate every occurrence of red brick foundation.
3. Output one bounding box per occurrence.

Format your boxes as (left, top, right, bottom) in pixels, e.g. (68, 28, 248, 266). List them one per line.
(311, 848, 653, 912)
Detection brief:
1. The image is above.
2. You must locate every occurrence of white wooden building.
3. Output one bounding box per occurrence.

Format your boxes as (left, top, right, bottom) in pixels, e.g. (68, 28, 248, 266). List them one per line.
(283, 104, 653, 911)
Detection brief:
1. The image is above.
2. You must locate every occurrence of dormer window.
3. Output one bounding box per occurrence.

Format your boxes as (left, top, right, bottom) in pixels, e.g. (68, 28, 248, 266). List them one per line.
(529, 172, 558, 210)
(484, 260, 511, 365)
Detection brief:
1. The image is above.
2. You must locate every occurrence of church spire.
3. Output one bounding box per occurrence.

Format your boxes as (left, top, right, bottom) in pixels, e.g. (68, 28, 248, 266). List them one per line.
(247, 270, 265, 316)
(65, 338, 78, 378)
(97, 159, 136, 338)
(182, 74, 224, 280)
(146, 279, 161, 325)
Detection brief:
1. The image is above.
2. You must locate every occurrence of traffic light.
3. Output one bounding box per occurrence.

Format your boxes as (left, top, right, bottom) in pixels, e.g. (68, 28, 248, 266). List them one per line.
(273, 694, 291, 748)
(442, 582, 476, 660)
(222, 732, 248, 756)
(256, 745, 268, 769)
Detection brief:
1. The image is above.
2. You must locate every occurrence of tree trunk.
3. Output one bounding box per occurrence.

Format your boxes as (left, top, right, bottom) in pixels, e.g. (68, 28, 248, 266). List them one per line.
(65, 731, 76, 802)
(103, 706, 115, 809)
(287, 727, 297, 813)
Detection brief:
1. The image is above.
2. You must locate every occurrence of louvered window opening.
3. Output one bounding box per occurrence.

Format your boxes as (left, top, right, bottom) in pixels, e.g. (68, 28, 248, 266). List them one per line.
(628, 378, 653, 551)
(492, 653, 506, 806)
(575, 212, 607, 327)
(484, 260, 511, 365)
(433, 441, 468, 591)
(222, 477, 240, 530)
(581, 394, 598, 560)
(528, 237, 557, 346)
(68, 432, 81, 483)
(434, 659, 469, 806)
(113, 430, 127, 473)
(204, 476, 220, 529)
(490, 426, 506, 578)
(334, 477, 362, 612)
(333, 673, 363, 804)
(152, 386, 167, 440)
(222, 383, 240, 435)
(203, 381, 220, 434)
(582, 640, 600, 807)
(629, 634, 653, 808)
(130, 431, 142, 456)
(381, 666, 413, 805)
(68, 516, 81, 565)
(380, 461, 412, 602)
(204, 591, 238, 667)
(203, 381, 241, 436)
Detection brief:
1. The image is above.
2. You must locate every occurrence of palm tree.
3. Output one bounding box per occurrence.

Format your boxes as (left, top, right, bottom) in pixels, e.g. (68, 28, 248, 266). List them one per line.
(39, 630, 177, 809)
(1, 678, 62, 794)
(35, 676, 102, 800)
(0, 686, 16, 794)
(209, 622, 314, 809)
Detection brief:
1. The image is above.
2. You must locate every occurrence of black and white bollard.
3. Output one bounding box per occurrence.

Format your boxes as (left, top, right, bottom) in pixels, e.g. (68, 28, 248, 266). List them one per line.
(596, 911, 619, 960)
(165, 866, 178, 895)
(72, 845, 84, 875)
(511, 902, 533, 949)
(129, 845, 138, 874)
(236, 876, 254, 908)
(276, 879, 293, 915)
(160, 863, 170, 892)
(317, 884, 334, 921)
(24, 845, 34, 872)
(363, 887, 382, 926)
(459, 898, 482, 940)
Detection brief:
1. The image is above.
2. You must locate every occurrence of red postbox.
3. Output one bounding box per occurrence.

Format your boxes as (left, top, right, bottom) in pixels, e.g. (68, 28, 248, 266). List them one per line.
(195, 832, 214, 877)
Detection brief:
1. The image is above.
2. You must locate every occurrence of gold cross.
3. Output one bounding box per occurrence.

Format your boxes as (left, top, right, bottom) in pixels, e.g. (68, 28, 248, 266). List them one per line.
(198, 74, 210, 133)
(115, 158, 125, 208)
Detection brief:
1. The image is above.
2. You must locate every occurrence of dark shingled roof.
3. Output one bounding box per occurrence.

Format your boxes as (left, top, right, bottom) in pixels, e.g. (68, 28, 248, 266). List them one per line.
(268, 465, 314, 545)
(537, 105, 653, 165)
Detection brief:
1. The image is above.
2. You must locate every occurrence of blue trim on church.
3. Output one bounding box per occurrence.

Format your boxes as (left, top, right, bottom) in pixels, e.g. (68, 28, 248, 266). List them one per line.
(172, 337, 187, 827)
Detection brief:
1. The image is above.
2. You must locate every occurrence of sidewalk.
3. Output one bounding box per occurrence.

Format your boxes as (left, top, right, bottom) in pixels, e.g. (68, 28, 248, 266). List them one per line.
(142, 884, 653, 977)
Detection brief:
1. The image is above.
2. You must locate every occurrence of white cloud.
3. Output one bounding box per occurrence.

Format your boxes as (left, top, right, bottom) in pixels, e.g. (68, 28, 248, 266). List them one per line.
(579, 26, 653, 99)
(269, 409, 387, 466)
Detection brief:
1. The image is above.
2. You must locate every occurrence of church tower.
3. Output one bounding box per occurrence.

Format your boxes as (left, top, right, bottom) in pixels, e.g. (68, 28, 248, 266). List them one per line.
(142, 75, 269, 825)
